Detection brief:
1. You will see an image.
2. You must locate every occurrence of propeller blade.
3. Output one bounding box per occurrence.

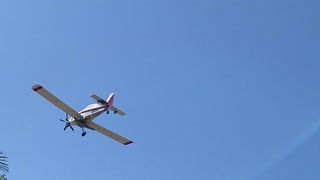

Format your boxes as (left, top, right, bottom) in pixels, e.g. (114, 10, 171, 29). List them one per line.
(60, 114, 74, 132)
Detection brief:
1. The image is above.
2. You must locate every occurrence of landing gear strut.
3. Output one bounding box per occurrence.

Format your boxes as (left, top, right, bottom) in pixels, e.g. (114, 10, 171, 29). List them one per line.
(81, 128, 86, 137)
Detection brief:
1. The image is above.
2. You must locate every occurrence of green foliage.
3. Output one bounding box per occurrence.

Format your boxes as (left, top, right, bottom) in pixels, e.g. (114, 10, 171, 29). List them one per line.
(0, 152, 8, 174)
(0, 174, 7, 180)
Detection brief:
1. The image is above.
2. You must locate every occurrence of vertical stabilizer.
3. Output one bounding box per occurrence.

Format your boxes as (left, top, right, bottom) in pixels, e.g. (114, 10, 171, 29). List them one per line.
(107, 93, 115, 106)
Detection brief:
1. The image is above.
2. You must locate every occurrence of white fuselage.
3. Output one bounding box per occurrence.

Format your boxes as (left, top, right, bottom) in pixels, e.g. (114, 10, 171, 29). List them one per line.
(69, 103, 108, 125)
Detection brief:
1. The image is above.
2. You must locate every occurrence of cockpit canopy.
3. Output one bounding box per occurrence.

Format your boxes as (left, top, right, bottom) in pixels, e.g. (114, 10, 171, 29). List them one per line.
(83, 103, 100, 110)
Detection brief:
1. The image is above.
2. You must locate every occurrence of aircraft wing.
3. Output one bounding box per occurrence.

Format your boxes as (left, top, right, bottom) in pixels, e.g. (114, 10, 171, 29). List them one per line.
(110, 106, 126, 116)
(32, 84, 83, 120)
(87, 122, 133, 145)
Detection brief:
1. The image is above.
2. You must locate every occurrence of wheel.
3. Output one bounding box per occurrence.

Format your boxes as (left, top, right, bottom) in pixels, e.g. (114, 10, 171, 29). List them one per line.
(81, 132, 87, 136)
(114, 111, 117, 114)
(106, 111, 109, 114)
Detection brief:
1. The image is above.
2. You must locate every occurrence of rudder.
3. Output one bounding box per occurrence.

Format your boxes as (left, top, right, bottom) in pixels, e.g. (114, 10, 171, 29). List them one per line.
(107, 93, 115, 106)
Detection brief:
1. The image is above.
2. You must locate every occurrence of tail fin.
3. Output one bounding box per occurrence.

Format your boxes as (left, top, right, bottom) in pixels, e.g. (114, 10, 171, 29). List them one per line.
(107, 93, 115, 106)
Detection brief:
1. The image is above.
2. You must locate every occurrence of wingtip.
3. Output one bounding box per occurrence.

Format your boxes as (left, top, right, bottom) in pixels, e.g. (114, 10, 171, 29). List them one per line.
(123, 141, 133, 145)
(32, 84, 43, 91)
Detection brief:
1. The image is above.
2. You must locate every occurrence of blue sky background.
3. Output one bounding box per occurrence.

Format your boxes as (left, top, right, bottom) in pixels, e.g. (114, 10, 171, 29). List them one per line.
(1, 0, 320, 179)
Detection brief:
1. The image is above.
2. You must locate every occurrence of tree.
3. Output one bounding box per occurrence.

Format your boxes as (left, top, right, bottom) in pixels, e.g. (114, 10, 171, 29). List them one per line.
(0, 174, 7, 180)
(0, 152, 8, 174)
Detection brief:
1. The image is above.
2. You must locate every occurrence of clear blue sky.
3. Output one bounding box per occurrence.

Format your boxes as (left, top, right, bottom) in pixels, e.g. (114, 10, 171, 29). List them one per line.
(1, 0, 320, 179)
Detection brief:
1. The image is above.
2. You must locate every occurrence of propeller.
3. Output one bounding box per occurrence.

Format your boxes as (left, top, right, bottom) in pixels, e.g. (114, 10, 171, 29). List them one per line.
(59, 113, 74, 131)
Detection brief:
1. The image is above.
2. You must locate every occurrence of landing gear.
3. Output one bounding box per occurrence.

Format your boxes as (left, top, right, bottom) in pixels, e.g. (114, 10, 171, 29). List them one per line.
(114, 110, 117, 114)
(106, 110, 109, 114)
(81, 128, 86, 137)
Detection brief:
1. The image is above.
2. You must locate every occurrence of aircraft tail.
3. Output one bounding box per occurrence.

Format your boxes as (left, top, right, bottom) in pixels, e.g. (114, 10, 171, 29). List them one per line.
(107, 93, 115, 106)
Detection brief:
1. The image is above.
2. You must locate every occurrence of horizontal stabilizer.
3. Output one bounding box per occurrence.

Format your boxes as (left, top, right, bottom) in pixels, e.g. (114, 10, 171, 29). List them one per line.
(90, 94, 107, 104)
(110, 106, 126, 116)
(91, 93, 126, 116)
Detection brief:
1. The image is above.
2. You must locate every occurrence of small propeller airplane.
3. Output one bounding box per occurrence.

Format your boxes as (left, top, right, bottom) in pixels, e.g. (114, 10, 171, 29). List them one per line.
(32, 84, 133, 145)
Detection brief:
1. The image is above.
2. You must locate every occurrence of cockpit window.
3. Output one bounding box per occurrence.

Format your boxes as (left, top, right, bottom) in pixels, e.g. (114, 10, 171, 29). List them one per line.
(85, 104, 98, 109)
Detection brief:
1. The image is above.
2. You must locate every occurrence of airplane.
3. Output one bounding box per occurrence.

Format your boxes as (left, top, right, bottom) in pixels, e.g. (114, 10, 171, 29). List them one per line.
(32, 84, 133, 145)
